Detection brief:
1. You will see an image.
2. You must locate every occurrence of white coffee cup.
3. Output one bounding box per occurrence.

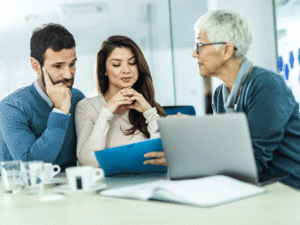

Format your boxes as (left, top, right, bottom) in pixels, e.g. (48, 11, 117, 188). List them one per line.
(43, 163, 61, 183)
(66, 166, 104, 191)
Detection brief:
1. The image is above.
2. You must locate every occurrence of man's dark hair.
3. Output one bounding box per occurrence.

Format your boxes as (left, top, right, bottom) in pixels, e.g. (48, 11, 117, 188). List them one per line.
(30, 23, 75, 67)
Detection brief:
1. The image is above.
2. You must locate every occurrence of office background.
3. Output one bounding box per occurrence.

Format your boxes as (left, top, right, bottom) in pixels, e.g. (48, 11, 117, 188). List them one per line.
(0, 0, 297, 115)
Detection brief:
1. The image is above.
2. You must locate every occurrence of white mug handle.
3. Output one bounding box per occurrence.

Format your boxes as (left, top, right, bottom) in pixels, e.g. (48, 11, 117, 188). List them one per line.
(91, 168, 104, 184)
(52, 165, 61, 177)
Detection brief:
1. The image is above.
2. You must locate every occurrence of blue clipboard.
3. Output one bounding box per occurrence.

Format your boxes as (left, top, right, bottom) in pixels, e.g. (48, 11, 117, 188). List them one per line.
(94, 138, 168, 176)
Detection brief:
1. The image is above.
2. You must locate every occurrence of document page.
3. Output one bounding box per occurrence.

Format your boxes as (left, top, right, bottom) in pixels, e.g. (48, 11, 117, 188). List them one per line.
(101, 181, 161, 201)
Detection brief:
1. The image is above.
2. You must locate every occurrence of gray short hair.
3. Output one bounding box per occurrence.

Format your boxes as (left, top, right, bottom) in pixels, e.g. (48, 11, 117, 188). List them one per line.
(194, 9, 252, 59)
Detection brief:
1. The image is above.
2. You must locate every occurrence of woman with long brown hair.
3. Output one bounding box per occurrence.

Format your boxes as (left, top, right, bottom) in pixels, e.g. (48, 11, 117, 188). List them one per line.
(75, 35, 166, 168)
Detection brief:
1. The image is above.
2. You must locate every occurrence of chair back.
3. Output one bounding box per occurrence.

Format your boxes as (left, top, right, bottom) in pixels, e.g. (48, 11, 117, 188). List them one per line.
(163, 105, 196, 116)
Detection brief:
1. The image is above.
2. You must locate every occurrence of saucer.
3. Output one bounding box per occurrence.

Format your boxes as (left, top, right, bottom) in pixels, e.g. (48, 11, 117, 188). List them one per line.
(44, 177, 65, 187)
(54, 183, 107, 196)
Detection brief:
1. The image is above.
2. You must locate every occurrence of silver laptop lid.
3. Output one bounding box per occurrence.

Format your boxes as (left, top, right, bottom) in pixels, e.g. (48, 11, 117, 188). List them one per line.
(158, 113, 258, 184)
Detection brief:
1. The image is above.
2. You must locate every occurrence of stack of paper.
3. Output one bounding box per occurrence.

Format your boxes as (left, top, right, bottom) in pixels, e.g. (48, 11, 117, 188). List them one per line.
(101, 175, 265, 207)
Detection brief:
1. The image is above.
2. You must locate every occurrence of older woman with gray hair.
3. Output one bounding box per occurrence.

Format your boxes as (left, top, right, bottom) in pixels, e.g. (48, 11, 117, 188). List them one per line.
(192, 9, 300, 189)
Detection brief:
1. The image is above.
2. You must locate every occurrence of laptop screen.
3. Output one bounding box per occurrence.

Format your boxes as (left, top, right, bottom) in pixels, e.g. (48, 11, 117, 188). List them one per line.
(158, 113, 258, 184)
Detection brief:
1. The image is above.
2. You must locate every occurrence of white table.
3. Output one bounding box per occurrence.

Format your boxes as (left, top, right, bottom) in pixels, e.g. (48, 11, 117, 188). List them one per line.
(1, 173, 300, 225)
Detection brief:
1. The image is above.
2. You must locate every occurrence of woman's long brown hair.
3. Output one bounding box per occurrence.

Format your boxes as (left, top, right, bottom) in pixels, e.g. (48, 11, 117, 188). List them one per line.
(95, 35, 166, 138)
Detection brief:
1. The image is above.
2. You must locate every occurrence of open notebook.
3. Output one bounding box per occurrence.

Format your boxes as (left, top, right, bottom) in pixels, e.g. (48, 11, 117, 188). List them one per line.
(101, 175, 265, 207)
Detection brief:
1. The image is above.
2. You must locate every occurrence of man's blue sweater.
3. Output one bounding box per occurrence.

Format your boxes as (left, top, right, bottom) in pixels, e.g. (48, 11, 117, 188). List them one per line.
(0, 84, 85, 171)
(213, 66, 300, 189)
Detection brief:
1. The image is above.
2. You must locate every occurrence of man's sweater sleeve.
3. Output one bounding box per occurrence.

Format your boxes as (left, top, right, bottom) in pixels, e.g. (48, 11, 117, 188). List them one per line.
(0, 104, 70, 163)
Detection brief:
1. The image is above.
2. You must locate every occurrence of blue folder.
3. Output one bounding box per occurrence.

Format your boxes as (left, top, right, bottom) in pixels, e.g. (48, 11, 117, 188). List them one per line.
(94, 138, 168, 177)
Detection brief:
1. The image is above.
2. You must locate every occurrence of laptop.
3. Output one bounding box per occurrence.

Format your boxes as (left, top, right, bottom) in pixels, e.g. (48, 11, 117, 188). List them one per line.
(157, 113, 287, 185)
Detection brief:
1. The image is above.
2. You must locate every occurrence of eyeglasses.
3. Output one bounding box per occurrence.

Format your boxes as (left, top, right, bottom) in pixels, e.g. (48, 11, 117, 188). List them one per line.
(194, 42, 238, 54)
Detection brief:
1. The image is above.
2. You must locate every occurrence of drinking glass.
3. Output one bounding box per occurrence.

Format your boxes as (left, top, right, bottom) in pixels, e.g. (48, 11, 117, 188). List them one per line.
(21, 161, 44, 195)
(1, 160, 22, 194)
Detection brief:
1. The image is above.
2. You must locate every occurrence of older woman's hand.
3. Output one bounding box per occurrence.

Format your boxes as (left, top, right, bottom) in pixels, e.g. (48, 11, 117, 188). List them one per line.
(143, 151, 167, 166)
(167, 112, 190, 118)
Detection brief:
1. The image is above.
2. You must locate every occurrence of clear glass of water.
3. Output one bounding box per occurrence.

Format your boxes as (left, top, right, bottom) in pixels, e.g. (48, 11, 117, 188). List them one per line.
(1, 160, 22, 194)
(21, 161, 44, 195)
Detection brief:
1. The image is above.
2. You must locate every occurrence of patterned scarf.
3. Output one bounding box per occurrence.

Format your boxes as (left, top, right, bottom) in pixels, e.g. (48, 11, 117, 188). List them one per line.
(222, 57, 253, 113)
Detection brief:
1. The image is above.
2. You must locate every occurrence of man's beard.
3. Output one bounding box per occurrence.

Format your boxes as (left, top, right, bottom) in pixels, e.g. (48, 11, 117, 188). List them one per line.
(41, 68, 74, 90)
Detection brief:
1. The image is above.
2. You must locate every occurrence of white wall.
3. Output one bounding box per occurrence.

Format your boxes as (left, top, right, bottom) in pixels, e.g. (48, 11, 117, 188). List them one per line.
(170, 0, 208, 115)
(0, 11, 61, 97)
(145, 1, 175, 106)
(207, 0, 278, 91)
